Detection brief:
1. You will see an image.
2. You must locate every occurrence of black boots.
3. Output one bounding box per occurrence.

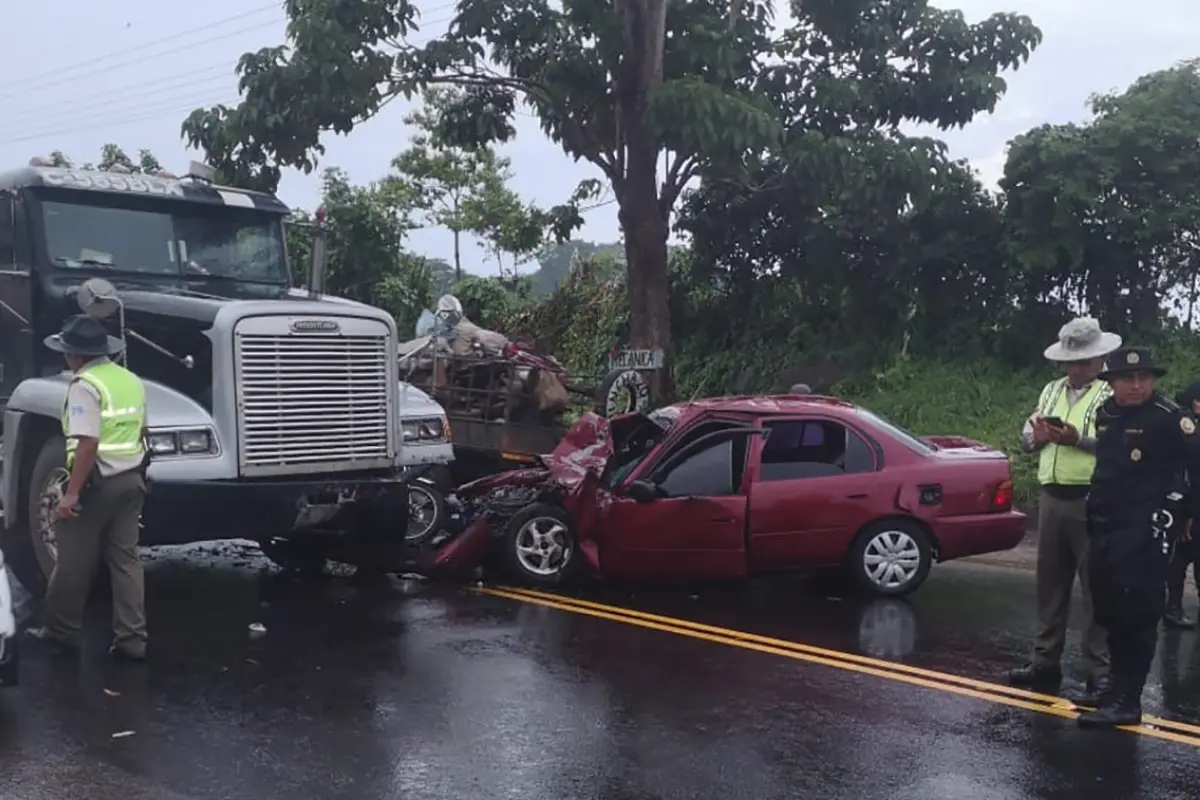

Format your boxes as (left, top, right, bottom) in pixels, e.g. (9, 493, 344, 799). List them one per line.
(1077, 692, 1142, 728)
(1008, 663, 1062, 688)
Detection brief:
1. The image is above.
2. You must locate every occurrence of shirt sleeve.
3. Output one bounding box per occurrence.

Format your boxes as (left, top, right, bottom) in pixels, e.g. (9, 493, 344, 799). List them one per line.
(65, 381, 102, 440)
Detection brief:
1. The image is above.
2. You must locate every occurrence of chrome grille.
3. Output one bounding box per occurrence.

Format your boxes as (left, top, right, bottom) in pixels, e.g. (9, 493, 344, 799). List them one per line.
(234, 315, 395, 475)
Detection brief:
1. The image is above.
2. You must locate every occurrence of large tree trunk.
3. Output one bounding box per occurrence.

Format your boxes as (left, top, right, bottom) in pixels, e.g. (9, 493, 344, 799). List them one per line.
(618, 152, 675, 403)
(615, 0, 675, 403)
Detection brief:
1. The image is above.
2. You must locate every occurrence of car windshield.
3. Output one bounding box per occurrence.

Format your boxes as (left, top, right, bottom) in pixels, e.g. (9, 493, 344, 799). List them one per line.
(40, 199, 288, 284)
(601, 408, 678, 488)
(855, 407, 935, 453)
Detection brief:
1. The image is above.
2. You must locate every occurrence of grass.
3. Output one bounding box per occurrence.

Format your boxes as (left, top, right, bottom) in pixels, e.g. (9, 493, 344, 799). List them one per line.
(836, 342, 1200, 512)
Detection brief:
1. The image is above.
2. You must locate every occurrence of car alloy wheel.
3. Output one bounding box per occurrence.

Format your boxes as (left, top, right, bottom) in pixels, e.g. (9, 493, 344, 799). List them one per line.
(513, 516, 573, 577)
(862, 529, 922, 591)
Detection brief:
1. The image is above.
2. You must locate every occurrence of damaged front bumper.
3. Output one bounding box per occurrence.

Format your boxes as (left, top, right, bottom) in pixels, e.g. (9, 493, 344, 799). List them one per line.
(409, 479, 573, 579)
(139, 472, 413, 547)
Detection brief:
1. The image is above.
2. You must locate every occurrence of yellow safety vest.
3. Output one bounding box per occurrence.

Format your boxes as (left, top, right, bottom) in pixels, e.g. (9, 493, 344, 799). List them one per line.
(1035, 377, 1109, 486)
(61, 361, 147, 469)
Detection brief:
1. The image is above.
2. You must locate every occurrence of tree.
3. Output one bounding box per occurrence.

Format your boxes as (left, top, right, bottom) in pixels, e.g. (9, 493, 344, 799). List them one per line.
(46, 144, 164, 173)
(1003, 59, 1200, 335)
(388, 88, 506, 280)
(181, 0, 1041, 400)
(286, 168, 432, 333)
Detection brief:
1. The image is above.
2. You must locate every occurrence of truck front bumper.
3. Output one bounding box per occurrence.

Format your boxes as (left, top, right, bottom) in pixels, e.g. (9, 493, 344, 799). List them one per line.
(140, 472, 412, 547)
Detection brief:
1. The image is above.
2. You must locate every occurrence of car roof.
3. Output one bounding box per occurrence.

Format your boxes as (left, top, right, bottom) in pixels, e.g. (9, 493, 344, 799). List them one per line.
(669, 394, 857, 418)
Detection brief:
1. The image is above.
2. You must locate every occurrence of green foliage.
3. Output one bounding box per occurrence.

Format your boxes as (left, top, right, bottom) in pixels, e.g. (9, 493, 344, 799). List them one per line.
(1003, 59, 1200, 334)
(286, 167, 432, 332)
(47, 144, 164, 174)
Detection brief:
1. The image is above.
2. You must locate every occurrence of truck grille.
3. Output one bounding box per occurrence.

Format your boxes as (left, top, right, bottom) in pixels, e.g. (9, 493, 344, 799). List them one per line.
(233, 315, 396, 476)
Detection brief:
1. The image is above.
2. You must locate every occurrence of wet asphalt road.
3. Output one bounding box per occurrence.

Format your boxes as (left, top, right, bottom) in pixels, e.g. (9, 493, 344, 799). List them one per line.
(1, 550, 1198, 800)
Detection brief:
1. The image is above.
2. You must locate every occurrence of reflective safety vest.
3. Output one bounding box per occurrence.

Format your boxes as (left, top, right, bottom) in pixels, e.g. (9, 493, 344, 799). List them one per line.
(61, 361, 147, 469)
(1035, 377, 1109, 486)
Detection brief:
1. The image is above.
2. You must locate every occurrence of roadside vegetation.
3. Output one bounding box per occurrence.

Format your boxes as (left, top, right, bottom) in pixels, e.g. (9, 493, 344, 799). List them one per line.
(65, 2, 1199, 513)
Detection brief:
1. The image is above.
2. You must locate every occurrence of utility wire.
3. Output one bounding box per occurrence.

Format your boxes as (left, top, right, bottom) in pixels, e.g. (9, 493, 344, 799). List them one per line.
(0, 3, 281, 97)
(0, 1, 457, 100)
(0, 94, 236, 145)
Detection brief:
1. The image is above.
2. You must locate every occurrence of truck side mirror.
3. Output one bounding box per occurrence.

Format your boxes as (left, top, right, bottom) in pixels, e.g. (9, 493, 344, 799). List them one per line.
(308, 221, 328, 299)
(627, 480, 661, 503)
(0, 193, 13, 267)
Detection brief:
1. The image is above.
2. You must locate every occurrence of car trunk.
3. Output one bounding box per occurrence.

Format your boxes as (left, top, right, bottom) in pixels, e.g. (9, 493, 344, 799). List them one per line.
(922, 437, 1015, 516)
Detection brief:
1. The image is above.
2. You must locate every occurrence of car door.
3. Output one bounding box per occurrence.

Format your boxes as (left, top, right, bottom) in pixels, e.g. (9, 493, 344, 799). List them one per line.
(600, 423, 759, 580)
(746, 416, 881, 570)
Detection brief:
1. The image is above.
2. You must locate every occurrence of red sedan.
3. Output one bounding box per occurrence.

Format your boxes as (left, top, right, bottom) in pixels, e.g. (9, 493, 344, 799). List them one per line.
(421, 395, 1027, 596)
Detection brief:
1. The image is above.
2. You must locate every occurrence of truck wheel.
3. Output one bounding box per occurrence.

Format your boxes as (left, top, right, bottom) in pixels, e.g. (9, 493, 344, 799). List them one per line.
(405, 482, 444, 544)
(847, 520, 933, 597)
(25, 436, 69, 592)
(501, 503, 580, 588)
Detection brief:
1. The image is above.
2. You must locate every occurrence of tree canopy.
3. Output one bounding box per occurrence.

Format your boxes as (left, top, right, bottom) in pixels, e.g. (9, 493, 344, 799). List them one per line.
(181, 0, 1042, 400)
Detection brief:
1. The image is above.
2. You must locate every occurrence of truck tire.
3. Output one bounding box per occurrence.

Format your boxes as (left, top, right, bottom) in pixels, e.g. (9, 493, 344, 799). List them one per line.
(27, 436, 69, 584)
(500, 503, 580, 588)
(594, 369, 651, 418)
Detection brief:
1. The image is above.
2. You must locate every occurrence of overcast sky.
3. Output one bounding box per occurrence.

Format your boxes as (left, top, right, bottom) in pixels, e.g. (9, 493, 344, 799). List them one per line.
(3, 0, 1197, 274)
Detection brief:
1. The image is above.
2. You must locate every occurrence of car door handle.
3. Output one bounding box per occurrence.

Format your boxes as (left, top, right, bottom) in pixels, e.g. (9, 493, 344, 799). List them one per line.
(846, 493, 868, 499)
(711, 517, 737, 523)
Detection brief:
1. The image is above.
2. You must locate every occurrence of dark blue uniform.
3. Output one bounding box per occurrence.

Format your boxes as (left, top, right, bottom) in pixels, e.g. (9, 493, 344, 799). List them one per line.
(1083, 388, 1200, 725)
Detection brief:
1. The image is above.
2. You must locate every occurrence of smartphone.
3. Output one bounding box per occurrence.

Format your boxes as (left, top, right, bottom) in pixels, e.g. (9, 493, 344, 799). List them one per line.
(1042, 416, 1065, 428)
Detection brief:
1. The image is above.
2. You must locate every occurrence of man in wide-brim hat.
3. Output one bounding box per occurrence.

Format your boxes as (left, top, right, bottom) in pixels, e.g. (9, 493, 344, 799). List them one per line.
(26, 314, 150, 663)
(1008, 317, 1120, 704)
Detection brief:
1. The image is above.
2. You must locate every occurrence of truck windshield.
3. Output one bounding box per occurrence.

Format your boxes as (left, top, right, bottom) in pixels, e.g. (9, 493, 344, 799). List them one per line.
(40, 199, 288, 284)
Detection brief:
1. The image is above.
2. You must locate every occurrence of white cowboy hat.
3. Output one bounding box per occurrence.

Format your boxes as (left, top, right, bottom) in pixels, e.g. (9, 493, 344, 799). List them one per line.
(1043, 317, 1122, 362)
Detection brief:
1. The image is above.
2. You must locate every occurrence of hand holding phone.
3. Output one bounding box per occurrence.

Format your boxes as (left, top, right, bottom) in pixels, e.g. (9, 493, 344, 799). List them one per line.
(1042, 416, 1065, 428)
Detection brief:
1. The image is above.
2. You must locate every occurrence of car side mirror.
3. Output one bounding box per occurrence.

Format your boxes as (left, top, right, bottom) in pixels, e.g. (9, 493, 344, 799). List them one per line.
(627, 479, 661, 503)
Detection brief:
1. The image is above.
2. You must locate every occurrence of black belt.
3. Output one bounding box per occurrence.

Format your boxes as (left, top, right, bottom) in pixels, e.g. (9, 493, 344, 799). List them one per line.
(1041, 483, 1089, 501)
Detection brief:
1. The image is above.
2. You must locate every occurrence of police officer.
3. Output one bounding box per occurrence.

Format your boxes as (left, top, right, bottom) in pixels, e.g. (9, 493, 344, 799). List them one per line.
(25, 315, 149, 661)
(1077, 346, 1200, 728)
(1163, 381, 1200, 629)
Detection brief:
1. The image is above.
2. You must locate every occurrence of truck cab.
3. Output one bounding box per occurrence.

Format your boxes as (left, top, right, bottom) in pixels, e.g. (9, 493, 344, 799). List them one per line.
(0, 158, 447, 588)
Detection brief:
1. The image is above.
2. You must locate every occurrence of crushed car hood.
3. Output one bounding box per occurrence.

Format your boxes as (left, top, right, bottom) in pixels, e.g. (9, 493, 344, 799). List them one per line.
(456, 413, 612, 499)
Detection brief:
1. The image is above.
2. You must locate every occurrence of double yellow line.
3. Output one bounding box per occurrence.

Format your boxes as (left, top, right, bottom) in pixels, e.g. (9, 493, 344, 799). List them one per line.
(480, 586, 1200, 749)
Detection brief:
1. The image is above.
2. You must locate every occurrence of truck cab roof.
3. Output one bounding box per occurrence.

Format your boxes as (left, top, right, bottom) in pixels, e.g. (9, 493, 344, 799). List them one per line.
(0, 165, 290, 215)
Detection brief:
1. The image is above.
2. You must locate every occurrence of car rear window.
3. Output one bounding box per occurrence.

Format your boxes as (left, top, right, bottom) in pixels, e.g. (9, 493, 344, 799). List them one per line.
(855, 407, 935, 454)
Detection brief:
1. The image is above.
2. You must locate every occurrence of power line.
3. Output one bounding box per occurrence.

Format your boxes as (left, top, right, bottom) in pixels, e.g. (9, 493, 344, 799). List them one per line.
(0, 94, 236, 145)
(5, 64, 233, 118)
(0, 19, 283, 101)
(0, 75, 232, 137)
(1, 20, 458, 136)
(0, 1, 458, 101)
(0, 2, 281, 95)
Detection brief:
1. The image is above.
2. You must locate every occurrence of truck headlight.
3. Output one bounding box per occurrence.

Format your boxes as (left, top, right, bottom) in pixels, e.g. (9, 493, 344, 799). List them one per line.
(402, 417, 448, 444)
(146, 428, 217, 456)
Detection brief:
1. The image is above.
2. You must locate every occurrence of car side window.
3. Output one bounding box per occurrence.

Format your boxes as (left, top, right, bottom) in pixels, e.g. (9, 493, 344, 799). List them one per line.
(656, 438, 737, 498)
(758, 420, 874, 481)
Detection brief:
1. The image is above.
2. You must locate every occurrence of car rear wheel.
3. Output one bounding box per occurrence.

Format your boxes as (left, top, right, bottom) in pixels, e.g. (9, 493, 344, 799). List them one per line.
(501, 503, 579, 588)
(848, 520, 933, 597)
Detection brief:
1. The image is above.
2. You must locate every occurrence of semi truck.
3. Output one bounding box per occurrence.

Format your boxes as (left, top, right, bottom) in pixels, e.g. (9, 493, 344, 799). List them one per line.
(0, 158, 449, 589)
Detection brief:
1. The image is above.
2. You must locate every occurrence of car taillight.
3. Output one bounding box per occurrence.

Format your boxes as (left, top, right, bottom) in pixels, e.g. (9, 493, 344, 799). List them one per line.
(991, 480, 1014, 511)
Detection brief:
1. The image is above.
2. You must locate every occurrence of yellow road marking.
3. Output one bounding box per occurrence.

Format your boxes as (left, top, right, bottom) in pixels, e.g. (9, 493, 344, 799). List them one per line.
(480, 586, 1200, 749)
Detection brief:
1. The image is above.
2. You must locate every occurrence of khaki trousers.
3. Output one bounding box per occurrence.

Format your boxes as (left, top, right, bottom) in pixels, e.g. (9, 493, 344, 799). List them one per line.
(1032, 490, 1108, 677)
(43, 469, 147, 653)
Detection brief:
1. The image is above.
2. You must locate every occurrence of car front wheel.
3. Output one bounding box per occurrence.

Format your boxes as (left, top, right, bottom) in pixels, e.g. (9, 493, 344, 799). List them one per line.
(501, 503, 579, 588)
(847, 520, 933, 596)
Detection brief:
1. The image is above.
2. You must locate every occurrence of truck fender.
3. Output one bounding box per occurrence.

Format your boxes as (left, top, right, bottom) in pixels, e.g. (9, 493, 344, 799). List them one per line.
(2, 374, 73, 528)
